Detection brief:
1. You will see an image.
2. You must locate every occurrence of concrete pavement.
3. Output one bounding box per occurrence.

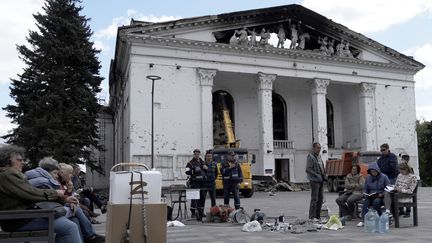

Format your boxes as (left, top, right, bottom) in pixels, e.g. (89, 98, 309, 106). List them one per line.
(95, 187, 432, 243)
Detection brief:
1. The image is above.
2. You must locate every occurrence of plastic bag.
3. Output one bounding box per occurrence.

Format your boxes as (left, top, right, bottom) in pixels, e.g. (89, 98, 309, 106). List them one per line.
(324, 215, 343, 230)
(242, 220, 262, 232)
(167, 220, 185, 227)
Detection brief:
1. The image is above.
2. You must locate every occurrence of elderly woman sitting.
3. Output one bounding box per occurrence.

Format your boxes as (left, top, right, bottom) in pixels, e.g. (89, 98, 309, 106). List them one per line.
(25, 157, 104, 242)
(383, 162, 417, 218)
(0, 145, 82, 243)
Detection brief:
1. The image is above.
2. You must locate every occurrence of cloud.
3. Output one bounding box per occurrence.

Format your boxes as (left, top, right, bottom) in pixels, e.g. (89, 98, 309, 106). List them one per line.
(93, 10, 181, 60)
(416, 105, 432, 121)
(93, 40, 111, 54)
(302, 0, 432, 33)
(0, 111, 15, 142)
(405, 43, 432, 90)
(95, 10, 181, 40)
(0, 0, 44, 84)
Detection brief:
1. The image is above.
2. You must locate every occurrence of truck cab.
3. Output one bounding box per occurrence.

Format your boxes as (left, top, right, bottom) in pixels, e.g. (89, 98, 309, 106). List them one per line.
(326, 151, 381, 192)
(212, 148, 254, 198)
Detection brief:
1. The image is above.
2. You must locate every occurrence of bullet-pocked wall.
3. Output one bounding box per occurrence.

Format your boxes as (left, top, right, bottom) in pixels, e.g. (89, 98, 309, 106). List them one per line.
(375, 83, 419, 175)
(107, 5, 423, 185)
(129, 63, 202, 156)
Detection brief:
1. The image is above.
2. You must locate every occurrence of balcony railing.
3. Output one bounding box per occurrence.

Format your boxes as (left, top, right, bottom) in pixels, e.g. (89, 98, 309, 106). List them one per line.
(273, 140, 294, 150)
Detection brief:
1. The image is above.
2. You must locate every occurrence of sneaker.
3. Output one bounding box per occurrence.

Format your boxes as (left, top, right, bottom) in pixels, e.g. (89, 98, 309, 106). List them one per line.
(356, 222, 364, 227)
(403, 213, 411, 218)
(310, 217, 320, 223)
(100, 205, 107, 214)
(84, 234, 105, 243)
(89, 211, 101, 217)
(90, 217, 101, 224)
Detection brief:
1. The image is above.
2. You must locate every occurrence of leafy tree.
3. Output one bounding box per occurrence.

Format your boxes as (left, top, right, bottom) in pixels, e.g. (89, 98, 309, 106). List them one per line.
(417, 119, 432, 186)
(2, 0, 103, 172)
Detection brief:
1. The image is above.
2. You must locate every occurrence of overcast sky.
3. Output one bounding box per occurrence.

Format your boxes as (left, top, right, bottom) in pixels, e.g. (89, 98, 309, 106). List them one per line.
(1, 0, 431, 142)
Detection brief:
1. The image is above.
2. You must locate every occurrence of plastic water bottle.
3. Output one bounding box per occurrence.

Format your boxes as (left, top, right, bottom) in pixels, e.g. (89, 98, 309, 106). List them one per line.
(378, 212, 390, 233)
(320, 202, 329, 220)
(374, 210, 380, 232)
(341, 216, 346, 226)
(364, 208, 378, 233)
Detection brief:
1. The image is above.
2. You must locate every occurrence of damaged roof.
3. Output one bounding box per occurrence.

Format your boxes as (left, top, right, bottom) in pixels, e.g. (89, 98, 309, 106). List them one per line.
(113, 4, 424, 72)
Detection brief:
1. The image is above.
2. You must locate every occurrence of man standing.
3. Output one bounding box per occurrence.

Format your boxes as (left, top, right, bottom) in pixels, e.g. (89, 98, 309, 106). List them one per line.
(185, 149, 206, 220)
(377, 143, 399, 184)
(305, 142, 327, 220)
(221, 150, 243, 210)
(202, 150, 218, 208)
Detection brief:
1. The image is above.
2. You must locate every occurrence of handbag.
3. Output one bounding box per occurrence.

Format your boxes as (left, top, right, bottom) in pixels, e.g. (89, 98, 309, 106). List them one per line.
(34, 201, 67, 218)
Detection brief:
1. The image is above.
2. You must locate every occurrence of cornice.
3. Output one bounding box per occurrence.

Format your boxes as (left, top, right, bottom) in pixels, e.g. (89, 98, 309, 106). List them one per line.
(123, 34, 421, 72)
(121, 5, 423, 70)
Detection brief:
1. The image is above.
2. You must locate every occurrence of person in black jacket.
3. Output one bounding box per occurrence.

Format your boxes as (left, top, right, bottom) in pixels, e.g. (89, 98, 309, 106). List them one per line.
(185, 149, 206, 220)
(202, 150, 218, 208)
(377, 143, 399, 185)
(221, 150, 243, 210)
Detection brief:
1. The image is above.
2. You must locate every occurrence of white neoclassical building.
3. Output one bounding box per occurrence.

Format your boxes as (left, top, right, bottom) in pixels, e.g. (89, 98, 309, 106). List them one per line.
(107, 4, 424, 186)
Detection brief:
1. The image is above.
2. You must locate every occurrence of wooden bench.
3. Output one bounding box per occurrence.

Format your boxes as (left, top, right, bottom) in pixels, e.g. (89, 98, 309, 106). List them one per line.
(392, 181, 419, 228)
(0, 209, 55, 243)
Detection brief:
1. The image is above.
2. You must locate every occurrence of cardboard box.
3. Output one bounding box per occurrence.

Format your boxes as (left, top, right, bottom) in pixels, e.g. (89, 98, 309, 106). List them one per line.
(106, 203, 167, 243)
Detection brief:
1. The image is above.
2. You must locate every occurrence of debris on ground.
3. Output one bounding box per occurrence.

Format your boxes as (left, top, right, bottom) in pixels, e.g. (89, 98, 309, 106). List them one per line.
(167, 220, 185, 227)
(242, 220, 262, 232)
(252, 176, 306, 192)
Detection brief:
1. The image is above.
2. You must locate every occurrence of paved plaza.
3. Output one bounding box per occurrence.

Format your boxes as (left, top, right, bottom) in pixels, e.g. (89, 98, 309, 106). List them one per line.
(95, 187, 432, 243)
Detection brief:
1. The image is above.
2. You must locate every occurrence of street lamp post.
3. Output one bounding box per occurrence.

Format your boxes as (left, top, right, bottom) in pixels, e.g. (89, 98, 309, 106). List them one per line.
(146, 75, 161, 168)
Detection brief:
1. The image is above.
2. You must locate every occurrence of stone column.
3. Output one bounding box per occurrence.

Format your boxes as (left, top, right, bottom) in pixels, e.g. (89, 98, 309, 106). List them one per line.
(359, 82, 377, 150)
(257, 72, 276, 175)
(311, 78, 330, 163)
(197, 68, 217, 151)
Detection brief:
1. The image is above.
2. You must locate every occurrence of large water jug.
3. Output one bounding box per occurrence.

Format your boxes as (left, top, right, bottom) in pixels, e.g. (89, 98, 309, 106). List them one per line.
(364, 208, 378, 233)
(374, 210, 380, 232)
(378, 212, 390, 233)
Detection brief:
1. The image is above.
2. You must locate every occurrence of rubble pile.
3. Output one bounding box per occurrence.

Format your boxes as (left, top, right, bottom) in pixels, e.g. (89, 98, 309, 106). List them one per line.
(253, 176, 305, 192)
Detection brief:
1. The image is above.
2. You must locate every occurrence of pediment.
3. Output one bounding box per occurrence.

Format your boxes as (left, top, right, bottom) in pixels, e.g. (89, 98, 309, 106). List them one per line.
(120, 4, 424, 71)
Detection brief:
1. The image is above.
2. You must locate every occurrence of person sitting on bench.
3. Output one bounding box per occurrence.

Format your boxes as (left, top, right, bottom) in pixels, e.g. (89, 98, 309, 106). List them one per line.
(0, 145, 82, 243)
(336, 165, 365, 220)
(383, 162, 417, 218)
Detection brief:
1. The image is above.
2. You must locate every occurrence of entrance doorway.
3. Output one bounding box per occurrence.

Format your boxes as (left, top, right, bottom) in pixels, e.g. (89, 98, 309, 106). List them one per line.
(274, 159, 290, 181)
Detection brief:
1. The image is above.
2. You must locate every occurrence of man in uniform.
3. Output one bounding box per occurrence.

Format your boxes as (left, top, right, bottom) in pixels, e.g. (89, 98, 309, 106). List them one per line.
(221, 150, 243, 210)
(185, 149, 206, 220)
(202, 150, 218, 208)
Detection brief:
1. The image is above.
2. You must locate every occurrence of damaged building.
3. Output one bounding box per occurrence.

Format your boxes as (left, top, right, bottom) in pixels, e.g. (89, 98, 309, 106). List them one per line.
(105, 4, 424, 186)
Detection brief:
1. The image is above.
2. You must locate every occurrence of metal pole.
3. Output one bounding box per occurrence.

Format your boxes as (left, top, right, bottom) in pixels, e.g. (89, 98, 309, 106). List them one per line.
(146, 75, 161, 169)
(151, 78, 154, 169)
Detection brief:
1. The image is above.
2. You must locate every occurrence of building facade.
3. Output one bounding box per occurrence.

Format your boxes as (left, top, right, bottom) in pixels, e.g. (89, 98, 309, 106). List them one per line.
(108, 5, 424, 186)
